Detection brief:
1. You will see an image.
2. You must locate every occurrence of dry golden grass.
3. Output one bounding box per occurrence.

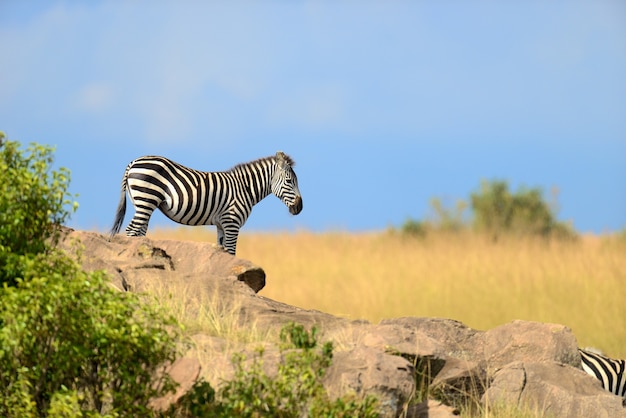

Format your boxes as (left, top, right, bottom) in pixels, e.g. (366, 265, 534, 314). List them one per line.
(140, 272, 276, 345)
(139, 276, 280, 388)
(150, 227, 626, 358)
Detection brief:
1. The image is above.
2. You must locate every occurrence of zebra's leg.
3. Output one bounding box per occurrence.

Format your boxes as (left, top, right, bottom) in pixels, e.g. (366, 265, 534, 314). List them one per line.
(222, 225, 241, 256)
(125, 201, 158, 236)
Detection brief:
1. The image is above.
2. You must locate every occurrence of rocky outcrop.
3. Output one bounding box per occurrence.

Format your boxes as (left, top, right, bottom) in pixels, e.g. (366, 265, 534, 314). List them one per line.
(485, 361, 626, 417)
(63, 229, 266, 293)
(60, 229, 626, 417)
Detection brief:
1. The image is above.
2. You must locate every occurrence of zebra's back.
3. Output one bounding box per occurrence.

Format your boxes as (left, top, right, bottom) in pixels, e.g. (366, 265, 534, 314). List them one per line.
(126, 156, 237, 226)
(579, 348, 626, 399)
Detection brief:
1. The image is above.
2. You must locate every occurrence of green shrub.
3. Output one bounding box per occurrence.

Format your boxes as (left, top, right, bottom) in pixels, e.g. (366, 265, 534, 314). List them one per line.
(0, 257, 181, 416)
(168, 322, 379, 418)
(400, 218, 429, 238)
(0, 132, 182, 416)
(0, 132, 77, 286)
(399, 198, 468, 238)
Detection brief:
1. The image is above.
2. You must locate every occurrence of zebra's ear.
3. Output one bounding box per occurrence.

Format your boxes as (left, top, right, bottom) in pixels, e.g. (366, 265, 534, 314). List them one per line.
(275, 151, 295, 168)
(275, 151, 288, 167)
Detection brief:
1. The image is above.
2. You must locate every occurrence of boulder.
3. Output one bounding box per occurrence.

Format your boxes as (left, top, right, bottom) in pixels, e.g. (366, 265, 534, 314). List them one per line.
(151, 357, 202, 410)
(60, 229, 266, 293)
(481, 320, 580, 368)
(323, 346, 416, 417)
(484, 361, 626, 417)
(59, 229, 626, 417)
(379, 317, 479, 358)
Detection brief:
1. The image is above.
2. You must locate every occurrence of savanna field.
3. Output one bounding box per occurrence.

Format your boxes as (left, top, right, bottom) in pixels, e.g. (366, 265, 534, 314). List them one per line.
(150, 227, 626, 359)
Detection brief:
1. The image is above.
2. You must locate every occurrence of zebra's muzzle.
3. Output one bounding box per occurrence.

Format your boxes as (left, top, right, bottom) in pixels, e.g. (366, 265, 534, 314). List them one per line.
(289, 196, 303, 215)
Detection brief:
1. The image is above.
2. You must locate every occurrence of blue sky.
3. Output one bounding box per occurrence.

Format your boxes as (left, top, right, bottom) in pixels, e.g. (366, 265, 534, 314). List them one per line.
(1, 1, 624, 234)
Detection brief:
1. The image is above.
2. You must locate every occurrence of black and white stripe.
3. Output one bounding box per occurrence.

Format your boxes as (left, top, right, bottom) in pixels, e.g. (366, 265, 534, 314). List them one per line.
(109, 151, 303, 255)
(579, 348, 626, 399)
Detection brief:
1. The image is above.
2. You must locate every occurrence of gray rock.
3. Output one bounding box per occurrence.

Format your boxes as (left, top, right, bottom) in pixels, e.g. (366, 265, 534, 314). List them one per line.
(324, 346, 416, 418)
(151, 357, 202, 410)
(484, 361, 626, 417)
(60, 229, 626, 417)
(60, 230, 266, 293)
(481, 320, 580, 368)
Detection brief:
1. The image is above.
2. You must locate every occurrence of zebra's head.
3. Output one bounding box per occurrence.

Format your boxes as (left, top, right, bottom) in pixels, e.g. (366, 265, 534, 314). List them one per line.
(272, 151, 303, 215)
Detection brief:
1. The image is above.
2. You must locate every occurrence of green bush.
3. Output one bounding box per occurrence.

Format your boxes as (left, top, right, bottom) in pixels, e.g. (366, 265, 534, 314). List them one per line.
(0, 255, 181, 416)
(168, 323, 379, 418)
(399, 198, 468, 238)
(0, 132, 77, 286)
(400, 218, 429, 238)
(0, 132, 182, 416)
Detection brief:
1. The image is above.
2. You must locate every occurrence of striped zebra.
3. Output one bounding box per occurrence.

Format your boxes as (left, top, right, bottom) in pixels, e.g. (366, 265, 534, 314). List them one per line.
(109, 151, 303, 255)
(579, 348, 626, 400)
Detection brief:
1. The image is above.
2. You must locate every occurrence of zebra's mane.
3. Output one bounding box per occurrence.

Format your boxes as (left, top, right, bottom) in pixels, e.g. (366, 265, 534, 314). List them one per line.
(228, 153, 295, 172)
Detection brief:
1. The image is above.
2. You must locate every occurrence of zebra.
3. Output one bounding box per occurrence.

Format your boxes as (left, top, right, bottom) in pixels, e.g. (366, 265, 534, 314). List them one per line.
(579, 348, 626, 400)
(109, 151, 303, 255)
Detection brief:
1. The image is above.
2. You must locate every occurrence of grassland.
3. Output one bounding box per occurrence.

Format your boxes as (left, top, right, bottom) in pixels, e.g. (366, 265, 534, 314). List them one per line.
(150, 227, 626, 358)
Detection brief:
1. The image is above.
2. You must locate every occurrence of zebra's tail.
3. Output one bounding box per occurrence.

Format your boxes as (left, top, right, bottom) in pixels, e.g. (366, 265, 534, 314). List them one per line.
(109, 166, 129, 240)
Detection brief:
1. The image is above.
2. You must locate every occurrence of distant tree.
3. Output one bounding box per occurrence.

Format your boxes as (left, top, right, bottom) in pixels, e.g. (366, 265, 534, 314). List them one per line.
(470, 180, 576, 240)
(399, 198, 468, 238)
(428, 197, 468, 232)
